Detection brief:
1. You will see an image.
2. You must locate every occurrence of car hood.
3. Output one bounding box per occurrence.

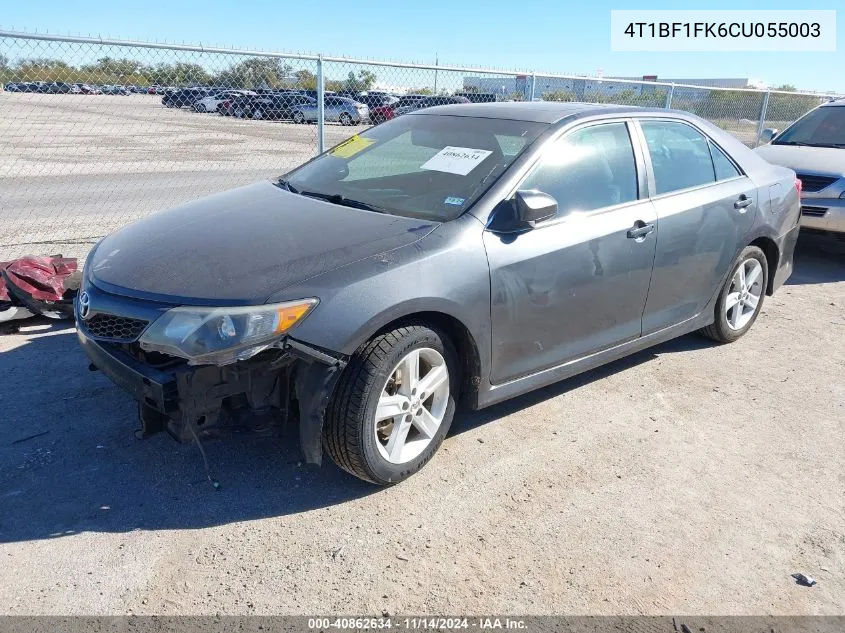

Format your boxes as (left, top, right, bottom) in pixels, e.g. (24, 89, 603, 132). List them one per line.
(88, 181, 438, 304)
(754, 144, 845, 176)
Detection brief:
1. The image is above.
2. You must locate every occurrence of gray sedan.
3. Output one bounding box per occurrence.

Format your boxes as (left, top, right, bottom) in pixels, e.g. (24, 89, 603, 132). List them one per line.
(76, 102, 799, 485)
(291, 95, 369, 125)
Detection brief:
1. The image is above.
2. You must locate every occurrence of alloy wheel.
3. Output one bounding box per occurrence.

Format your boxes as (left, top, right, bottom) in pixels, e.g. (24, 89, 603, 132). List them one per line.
(374, 348, 450, 464)
(725, 258, 763, 330)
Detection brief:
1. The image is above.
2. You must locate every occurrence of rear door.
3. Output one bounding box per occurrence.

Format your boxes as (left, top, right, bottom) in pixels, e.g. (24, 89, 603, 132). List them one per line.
(635, 119, 757, 334)
(484, 120, 657, 384)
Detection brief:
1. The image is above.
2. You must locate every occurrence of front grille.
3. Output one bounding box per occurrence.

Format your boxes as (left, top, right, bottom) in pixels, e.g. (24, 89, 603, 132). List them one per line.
(795, 173, 839, 193)
(801, 205, 828, 218)
(83, 313, 149, 342)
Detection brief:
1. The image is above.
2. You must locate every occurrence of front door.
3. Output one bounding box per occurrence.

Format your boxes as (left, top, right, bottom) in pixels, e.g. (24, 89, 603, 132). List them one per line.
(484, 121, 657, 384)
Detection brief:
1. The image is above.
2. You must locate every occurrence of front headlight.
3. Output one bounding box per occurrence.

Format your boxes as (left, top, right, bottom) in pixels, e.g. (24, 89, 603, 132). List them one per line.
(138, 299, 318, 366)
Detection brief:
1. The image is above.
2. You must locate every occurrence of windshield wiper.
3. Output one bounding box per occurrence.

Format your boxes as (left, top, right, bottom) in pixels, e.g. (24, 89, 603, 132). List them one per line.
(298, 190, 389, 213)
(773, 141, 845, 148)
(275, 178, 299, 193)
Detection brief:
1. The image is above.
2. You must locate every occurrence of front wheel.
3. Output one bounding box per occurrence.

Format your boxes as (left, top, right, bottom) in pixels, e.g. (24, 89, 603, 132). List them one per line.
(339, 112, 353, 126)
(253, 108, 265, 120)
(324, 324, 458, 485)
(292, 110, 306, 124)
(195, 103, 206, 113)
(700, 245, 768, 343)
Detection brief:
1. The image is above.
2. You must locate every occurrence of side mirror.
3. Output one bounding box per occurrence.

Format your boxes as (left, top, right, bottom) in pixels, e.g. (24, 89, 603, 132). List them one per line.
(514, 190, 558, 226)
(760, 128, 778, 144)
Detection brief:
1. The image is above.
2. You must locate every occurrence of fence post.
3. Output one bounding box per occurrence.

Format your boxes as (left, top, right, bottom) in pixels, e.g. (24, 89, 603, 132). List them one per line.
(317, 55, 325, 154)
(529, 74, 536, 101)
(664, 83, 675, 109)
(754, 90, 771, 147)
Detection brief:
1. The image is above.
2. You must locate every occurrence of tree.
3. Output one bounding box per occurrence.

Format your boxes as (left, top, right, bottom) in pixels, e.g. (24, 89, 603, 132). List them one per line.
(79, 57, 150, 85)
(773, 84, 796, 92)
(212, 58, 283, 89)
(343, 69, 377, 92)
(13, 58, 75, 82)
(293, 69, 317, 90)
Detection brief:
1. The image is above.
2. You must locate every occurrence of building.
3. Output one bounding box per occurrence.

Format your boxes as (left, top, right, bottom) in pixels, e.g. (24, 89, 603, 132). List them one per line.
(462, 75, 761, 100)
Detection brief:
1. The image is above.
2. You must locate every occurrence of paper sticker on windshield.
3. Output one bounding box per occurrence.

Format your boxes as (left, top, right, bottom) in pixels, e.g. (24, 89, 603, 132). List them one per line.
(330, 135, 375, 158)
(421, 147, 493, 176)
(444, 196, 466, 206)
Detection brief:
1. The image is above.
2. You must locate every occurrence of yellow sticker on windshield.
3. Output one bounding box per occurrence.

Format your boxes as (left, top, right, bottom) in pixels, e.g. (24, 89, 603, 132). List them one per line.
(330, 135, 375, 158)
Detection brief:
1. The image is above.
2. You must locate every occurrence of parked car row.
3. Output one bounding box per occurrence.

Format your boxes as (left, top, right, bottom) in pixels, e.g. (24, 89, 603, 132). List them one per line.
(164, 87, 472, 126)
(3, 81, 136, 94)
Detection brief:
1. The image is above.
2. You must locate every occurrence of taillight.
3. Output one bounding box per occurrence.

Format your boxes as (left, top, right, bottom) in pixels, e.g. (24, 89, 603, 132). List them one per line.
(795, 178, 802, 195)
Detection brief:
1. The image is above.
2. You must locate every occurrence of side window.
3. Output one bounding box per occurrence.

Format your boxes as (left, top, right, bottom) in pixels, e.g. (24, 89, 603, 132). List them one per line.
(640, 120, 716, 194)
(520, 122, 638, 215)
(710, 141, 741, 181)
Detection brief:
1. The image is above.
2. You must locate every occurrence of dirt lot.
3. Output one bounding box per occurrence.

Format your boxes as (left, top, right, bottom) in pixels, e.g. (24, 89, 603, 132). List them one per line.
(0, 234, 842, 615)
(0, 93, 365, 259)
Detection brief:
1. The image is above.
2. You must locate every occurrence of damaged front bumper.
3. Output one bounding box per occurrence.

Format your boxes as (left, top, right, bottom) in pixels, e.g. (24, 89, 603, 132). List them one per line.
(77, 329, 346, 464)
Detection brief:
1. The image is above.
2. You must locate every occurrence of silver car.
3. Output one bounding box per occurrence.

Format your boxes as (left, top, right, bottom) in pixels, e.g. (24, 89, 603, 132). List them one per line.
(755, 99, 845, 235)
(292, 96, 369, 125)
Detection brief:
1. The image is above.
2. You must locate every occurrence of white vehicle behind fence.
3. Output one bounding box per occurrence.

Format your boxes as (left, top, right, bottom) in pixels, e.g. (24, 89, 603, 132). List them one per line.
(193, 90, 257, 113)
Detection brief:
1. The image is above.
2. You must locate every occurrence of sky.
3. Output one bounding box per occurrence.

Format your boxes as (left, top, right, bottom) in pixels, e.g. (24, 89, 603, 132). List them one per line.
(2, 0, 843, 92)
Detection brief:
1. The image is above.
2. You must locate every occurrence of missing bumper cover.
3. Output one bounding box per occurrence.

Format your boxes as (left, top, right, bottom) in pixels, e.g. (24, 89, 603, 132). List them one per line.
(79, 331, 347, 464)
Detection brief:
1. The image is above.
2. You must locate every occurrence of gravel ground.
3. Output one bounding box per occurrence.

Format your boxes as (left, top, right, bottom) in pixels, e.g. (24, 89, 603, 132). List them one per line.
(0, 234, 842, 615)
(0, 93, 364, 260)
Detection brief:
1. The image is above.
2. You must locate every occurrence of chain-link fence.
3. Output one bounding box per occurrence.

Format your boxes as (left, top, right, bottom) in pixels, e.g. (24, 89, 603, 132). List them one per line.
(0, 29, 840, 260)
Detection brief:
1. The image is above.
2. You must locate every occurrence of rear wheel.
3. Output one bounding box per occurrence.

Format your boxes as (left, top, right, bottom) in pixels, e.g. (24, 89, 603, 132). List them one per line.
(292, 110, 306, 124)
(253, 108, 265, 120)
(700, 245, 768, 343)
(324, 324, 458, 485)
(195, 103, 206, 113)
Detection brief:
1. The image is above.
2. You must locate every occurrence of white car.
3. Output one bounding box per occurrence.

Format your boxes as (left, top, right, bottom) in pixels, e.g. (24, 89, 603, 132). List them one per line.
(193, 90, 256, 113)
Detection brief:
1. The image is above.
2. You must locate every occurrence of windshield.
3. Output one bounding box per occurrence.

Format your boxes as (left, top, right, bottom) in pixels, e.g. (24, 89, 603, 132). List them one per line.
(773, 105, 845, 147)
(281, 114, 548, 221)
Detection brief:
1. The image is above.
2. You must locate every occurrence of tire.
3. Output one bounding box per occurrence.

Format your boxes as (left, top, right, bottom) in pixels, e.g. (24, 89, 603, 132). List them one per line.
(339, 112, 353, 126)
(292, 110, 306, 124)
(196, 103, 206, 113)
(700, 245, 768, 343)
(371, 113, 384, 124)
(253, 108, 265, 120)
(234, 107, 245, 118)
(324, 324, 459, 485)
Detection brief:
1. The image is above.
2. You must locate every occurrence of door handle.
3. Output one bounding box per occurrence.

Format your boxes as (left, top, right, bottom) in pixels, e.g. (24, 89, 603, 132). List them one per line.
(627, 222, 655, 239)
(734, 195, 753, 210)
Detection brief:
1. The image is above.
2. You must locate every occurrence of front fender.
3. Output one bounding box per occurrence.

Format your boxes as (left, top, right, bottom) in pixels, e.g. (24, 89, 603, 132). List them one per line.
(269, 214, 492, 376)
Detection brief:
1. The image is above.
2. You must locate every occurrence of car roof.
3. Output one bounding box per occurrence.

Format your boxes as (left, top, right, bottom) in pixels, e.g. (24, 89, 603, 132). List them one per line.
(410, 101, 644, 123)
(820, 99, 845, 107)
